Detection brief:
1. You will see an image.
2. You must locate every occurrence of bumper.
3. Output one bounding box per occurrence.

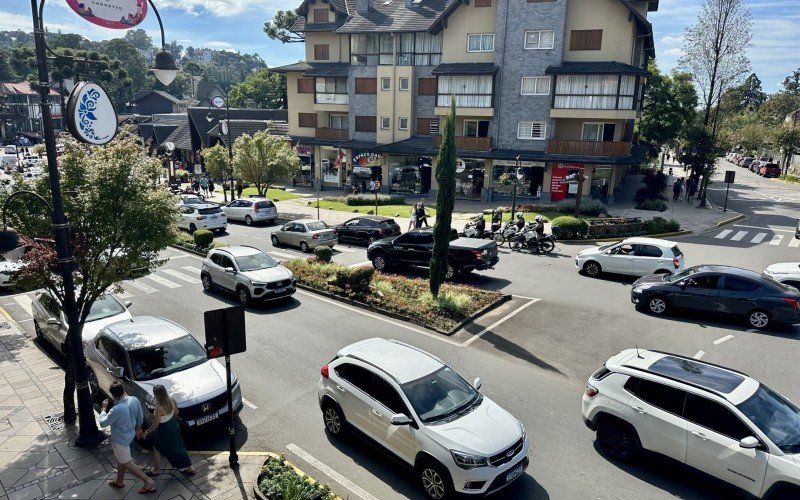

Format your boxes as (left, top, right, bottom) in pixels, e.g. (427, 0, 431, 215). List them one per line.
(472, 255, 500, 271)
(630, 290, 641, 304)
(253, 213, 278, 223)
(771, 308, 800, 324)
(309, 238, 338, 249)
(198, 220, 227, 230)
(183, 394, 243, 429)
(251, 283, 297, 301)
(452, 439, 530, 495)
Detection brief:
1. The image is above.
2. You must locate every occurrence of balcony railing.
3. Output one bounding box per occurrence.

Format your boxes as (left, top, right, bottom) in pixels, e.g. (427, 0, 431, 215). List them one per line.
(547, 140, 631, 157)
(433, 135, 493, 151)
(316, 128, 349, 141)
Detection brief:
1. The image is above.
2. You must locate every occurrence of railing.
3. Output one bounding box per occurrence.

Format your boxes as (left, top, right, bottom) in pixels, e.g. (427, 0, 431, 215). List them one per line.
(316, 128, 349, 141)
(547, 140, 631, 157)
(314, 93, 348, 105)
(433, 136, 493, 151)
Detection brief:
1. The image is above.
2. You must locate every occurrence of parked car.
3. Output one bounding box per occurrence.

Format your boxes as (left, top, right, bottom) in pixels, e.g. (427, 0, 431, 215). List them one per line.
(750, 160, 762, 172)
(763, 262, 800, 289)
(583, 348, 800, 499)
(178, 203, 227, 234)
(222, 198, 277, 226)
(367, 227, 499, 279)
(270, 219, 337, 252)
(176, 194, 205, 206)
(4, 145, 17, 155)
(32, 292, 132, 354)
(576, 237, 685, 278)
(85, 316, 243, 431)
(759, 163, 781, 177)
(741, 157, 755, 169)
(0, 259, 24, 289)
(630, 265, 800, 328)
(201, 246, 296, 305)
(319, 338, 530, 499)
(333, 216, 402, 246)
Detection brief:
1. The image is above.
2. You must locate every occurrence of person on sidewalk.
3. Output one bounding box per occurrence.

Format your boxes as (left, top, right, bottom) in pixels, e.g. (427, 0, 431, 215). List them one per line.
(672, 178, 683, 201)
(667, 168, 674, 187)
(408, 203, 418, 231)
(416, 200, 429, 228)
(236, 178, 244, 199)
(200, 176, 209, 197)
(686, 178, 698, 203)
(208, 178, 215, 197)
(99, 382, 157, 495)
(142, 385, 195, 478)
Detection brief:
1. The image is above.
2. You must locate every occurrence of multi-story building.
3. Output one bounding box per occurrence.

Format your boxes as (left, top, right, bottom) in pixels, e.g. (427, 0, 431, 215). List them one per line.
(273, 0, 656, 203)
(0, 82, 63, 144)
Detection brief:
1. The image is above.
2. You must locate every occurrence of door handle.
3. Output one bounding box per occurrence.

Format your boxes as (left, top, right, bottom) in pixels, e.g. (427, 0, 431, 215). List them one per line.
(335, 385, 346, 393)
(691, 431, 710, 441)
(372, 409, 382, 418)
(631, 405, 647, 415)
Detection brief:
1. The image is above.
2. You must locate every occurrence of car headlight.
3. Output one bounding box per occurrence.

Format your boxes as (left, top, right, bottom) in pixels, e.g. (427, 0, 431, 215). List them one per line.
(518, 420, 526, 441)
(451, 450, 489, 469)
(632, 286, 643, 293)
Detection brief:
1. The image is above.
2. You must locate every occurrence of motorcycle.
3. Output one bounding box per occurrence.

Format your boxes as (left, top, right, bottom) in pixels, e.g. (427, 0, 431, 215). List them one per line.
(510, 224, 556, 253)
(461, 217, 493, 239)
(493, 220, 520, 246)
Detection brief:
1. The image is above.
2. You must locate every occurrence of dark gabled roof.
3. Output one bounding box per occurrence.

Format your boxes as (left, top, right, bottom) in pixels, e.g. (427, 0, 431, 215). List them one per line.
(196, 80, 225, 101)
(138, 123, 154, 141)
(617, 0, 655, 57)
(545, 61, 650, 77)
(162, 121, 193, 151)
(337, 0, 456, 34)
(271, 62, 312, 74)
(209, 120, 290, 147)
(432, 63, 498, 75)
(131, 89, 182, 104)
(302, 62, 350, 77)
(290, 17, 345, 33)
(152, 124, 178, 145)
(188, 107, 289, 149)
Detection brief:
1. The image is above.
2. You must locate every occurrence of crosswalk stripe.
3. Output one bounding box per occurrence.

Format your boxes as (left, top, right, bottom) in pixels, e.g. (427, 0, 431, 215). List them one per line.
(143, 274, 181, 289)
(161, 269, 202, 284)
(13, 295, 33, 317)
(115, 289, 133, 299)
(124, 279, 158, 294)
(751, 232, 768, 243)
(789, 238, 800, 248)
(181, 266, 202, 274)
(715, 229, 733, 239)
(730, 230, 748, 241)
(770, 235, 784, 246)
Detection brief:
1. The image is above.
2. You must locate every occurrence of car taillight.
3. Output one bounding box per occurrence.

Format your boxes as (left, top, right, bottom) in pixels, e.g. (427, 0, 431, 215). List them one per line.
(312, 234, 320, 240)
(585, 384, 598, 397)
(321, 365, 329, 378)
(471, 249, 486, 260)
(673, 257, 680, 269)
(783, 297, 800, 310)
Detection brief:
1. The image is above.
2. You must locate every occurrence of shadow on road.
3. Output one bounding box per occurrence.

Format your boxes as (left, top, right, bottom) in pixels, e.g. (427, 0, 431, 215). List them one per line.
(635, 306, 800, 337)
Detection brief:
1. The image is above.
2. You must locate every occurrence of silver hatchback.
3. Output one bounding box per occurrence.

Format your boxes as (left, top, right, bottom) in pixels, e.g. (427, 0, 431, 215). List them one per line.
(201, 246, 296, 305)
(222, 198, 278, 225)
(270, 219, 337, 252)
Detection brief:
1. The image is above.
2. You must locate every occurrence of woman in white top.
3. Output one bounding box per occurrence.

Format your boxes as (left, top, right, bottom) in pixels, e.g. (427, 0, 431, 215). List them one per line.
(142, 385, 195, 476)
(408, 203, 418, 231)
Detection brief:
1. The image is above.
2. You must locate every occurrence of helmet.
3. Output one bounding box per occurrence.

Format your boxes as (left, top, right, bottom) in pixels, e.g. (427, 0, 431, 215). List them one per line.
(516, 213, 524, 220)
(535, 215, 543, 222)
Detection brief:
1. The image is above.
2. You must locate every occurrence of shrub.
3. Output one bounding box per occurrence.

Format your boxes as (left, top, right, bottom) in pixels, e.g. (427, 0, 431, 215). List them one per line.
(553, 198, 608, 216)
(635, 199, 668, 211)
(193, 229, 214, 248)
(258, 456, 334, 500)
(313, 245, 332, 263)
(550, 216, 589, 239)
(330, 266, 374, 296)
(323, 194, 405, 206)
(174, 168, 189, 181)
(634, 169, 668, 203)
(587, 218, 643, 239)
(643, 216, 680, 234)
(422, 290, 472, 316)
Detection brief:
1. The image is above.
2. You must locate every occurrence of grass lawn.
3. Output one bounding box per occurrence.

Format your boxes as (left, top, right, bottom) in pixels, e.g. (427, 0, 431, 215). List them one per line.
(240, 187, 301, 201)
(308, 199, 438, 219)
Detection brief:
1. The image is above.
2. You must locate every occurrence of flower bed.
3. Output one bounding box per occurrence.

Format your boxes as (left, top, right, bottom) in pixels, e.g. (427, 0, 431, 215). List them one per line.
(256, 455, 334, 500)
(587, 218, 644, 239)
(285, 259, 505, 333)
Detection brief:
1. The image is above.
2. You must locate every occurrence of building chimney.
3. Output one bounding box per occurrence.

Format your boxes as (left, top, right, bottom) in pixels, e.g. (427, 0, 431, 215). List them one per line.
(356, 0, 370, 15)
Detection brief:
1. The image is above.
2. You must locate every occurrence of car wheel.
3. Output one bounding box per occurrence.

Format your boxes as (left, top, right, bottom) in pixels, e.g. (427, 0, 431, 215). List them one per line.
(322, 401, 345, 437)
(583, 261, 602, 277)
(88, 370, 101, 401)
(444, 262, 458, 280)
(747, 309, 770, 329)
(271, 234, 280, 246)
(237, 287, 251, 306)
(596, 420, 639, 461)
(300, 241, 310, 253)
(245, 215, 253, 226)
(201, 273, 214, 292)
(371, 253, 389, 271)
(418, 460, 453, 500)
(647, 295, 668, 315)
(189, 223, 197, 234)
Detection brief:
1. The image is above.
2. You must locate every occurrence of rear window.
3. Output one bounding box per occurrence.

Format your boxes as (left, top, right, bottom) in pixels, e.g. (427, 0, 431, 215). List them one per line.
(199, 207, 223, 215)
(306, 221, 329, 231)
(671, 245, 683, 257)
(763, 163, 779, 169)
(255, 200, 275, 209)
(380, 221, 400, 230)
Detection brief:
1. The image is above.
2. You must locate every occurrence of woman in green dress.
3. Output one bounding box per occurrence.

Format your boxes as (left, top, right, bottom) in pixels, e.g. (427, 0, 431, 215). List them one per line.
(142, 385, 196, 476)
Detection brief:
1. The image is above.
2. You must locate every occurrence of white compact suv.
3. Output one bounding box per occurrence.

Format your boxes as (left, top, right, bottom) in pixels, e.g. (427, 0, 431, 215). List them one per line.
(318, 338, 529, 499)
(582, 349, 800, 499)
(576, 237, 685, 278)
(178, 203, 227, 234)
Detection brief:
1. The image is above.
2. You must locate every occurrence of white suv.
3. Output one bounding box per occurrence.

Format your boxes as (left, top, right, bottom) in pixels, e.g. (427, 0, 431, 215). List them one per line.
(178, 203, 227, 234)
(582, 349, 800, 499)
(318, 338, 529, 499)
(576, 237, 685, 278)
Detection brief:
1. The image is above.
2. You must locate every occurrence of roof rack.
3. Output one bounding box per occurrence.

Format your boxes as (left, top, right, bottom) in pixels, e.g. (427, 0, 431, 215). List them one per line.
(347, 354, 400, 384)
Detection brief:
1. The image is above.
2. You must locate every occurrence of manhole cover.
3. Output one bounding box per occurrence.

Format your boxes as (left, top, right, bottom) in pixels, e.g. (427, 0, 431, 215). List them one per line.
(42, 413, 65, 432)
(0, 322, 11, 329)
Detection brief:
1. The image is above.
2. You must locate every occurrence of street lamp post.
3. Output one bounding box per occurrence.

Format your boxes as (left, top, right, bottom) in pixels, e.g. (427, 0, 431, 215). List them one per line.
(206, 90, 234, 203)
(510, 155, 520, 222)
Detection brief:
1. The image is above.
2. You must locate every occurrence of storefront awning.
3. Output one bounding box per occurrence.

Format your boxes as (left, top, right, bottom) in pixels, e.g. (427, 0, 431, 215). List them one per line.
(431, 63, 498, 75)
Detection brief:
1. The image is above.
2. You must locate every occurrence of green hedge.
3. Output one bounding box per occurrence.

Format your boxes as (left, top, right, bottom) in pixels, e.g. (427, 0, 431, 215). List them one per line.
(313, 245, 332, 263)
(551, 216, 589, 239)
(643, 216, 680, 234)
(324, 194, 406, 206)
(193, 229, 214, 248)
(258, 456, 333, 500)
(635, 199, 668, 211)
(635, 169, 668, 203)
(330, 266, 374, 295)
(553, 199, 608, 216)
(588, 218, 643, 239)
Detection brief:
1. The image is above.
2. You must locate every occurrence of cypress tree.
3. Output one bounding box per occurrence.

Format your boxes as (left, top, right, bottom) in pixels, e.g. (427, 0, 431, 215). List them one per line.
(430, 99, 457, 297)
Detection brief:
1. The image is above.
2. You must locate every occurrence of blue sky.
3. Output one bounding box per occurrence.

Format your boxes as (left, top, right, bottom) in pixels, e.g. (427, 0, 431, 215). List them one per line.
(2, 0, 799, 92)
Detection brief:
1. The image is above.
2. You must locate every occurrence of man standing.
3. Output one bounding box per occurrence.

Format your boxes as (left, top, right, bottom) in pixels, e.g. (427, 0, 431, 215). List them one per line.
(416, 200, 429, 228)
(100, 382, 156, 494)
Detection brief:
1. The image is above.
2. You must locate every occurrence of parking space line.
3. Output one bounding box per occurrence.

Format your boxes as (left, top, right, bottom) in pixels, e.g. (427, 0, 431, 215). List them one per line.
(461, 298, 541, 347)
(750, 232, 768, 244)
(162, 269, 202, 285)
(730, 230, 748, 241)
(270, 251, 299, 260)
(124, 279, 158, 294)
(286, 443, 379, 500)
(693, 350, 705, 359)
(143, 274, 181, 289)
(769, 235, 784, 246)
(789, 238, 800, 248)
(241, 398, 258, 410)
(13, 295, 33, 317)
(713, 334, 734, 345)
(348, 261, 372, 268)
(181, 266, 202, 274)
(714, 229, 732, 239)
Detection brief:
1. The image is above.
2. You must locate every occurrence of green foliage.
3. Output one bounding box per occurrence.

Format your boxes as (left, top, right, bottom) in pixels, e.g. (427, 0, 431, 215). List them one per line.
(430, 100, 457, 298)
(550, 216, 589, 239)
(200, 145, 230, 196)
(324, 194, 405, 206)
(193, 229, 214, 248)
(233, 130, 300, 196)
(421, 290, 472, 316)
(258, 456, 334, 500)
(313, 245, 332, 263)
(643, 217, 681, 234)
(330, 266, 374, 296)
(552, 198, 608, 216)
(174, 168, 190, 181)
(227, 68, 286, 109)
(780, 174, 800, 183)
(123, 29, 153, 51)
(758, 93, 800, 126)
(782, 68, 800, 95)
(263, 9, 305, 44)
(636, 199, 668, 211)
(99, 38, 148, 90)
(8, 45, 36, 81)
(586, 218, 644, 239)
(638, 61, 698, 152)
(634, 170, 668, 203)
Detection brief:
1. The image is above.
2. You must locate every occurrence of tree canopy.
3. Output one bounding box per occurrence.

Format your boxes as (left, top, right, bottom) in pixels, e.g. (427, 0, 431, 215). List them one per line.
(201, 144, 231, 200)
(232, 130, 299, 196)
(227, 68, 286, 109)
(263, 10, 304, 44)
(637, 61, 697, 157)
(430, 100, 457, 298)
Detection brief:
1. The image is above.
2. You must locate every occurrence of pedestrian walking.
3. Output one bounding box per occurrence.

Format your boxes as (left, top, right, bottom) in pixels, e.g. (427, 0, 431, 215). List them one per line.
(408, 203, 418, 231)
(672, 178, 683, 201)
(99, 382, 156, 494)
(236, 178, 244, 199)
(667, 168, 674, 187)
(416, 200, 429, 228)
(142, 385, 195, 477)
(369, 179, 377, 194)
(208, 178, 215, 196)
(687, 178, 698, 203)
(192, 177, 200, 194)
(361, 180, 367, 193)
(200, 176, 209, 197)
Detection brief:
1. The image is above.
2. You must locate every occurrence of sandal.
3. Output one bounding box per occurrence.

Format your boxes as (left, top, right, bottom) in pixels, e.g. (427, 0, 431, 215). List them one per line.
(108, 481, 125, 489)
(143, 468, 160, 477)
(180, 468, 196, 476)
(138, 484, 157, 495)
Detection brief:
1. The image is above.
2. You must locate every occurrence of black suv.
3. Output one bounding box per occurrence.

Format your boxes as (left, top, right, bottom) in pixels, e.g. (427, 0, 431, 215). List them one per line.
(333, 216, 402, 246)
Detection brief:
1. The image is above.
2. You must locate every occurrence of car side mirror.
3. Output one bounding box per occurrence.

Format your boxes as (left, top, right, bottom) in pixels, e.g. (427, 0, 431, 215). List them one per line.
(224, 267, 236, 274)
(124, 300, 133, 308)
(110, 366, 124, 378)
(390, 413, 413, 426)
(46, 317, 60, 326)
(739, 436, 761, 449)
(473, 377, 482, 390)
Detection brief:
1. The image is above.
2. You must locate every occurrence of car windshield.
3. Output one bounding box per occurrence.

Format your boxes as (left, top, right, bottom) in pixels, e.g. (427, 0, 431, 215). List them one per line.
(129, 335, 207, 381)
(306, 221, 329, 231)
(665, 267, 697, 283)
(401, 367, 481, 424)
(737, 384, 800, 453)
(182, 196, 202, 205)
(235, 252, 278, 271)
(598, 242, 618, 251)
(86, 296, 126, 322)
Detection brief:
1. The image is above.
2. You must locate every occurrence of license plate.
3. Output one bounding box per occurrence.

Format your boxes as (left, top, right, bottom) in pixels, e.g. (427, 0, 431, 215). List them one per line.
(506, 464, 524, 483)
(196, 412, 218, 425)
(274, 287, 286, 293)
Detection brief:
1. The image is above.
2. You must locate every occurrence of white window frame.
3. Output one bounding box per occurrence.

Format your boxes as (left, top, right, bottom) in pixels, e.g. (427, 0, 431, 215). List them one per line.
(524, 30, 555, 50)
(381, 77, 391, 91)
(399, 77, 410, 91)
(521, 76, 550, 95)
(380, 116, 390, 130)
(517, 121, 547, 140)
(398, 117, 409, 130)
(467, 33, 495, 52)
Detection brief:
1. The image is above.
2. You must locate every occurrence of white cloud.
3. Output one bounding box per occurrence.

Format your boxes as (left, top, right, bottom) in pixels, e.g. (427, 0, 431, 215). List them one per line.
(154, 0, 281, 17)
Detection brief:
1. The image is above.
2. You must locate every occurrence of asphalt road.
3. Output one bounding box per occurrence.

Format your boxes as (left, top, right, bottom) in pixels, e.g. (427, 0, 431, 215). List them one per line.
(3, 166, 798, 499)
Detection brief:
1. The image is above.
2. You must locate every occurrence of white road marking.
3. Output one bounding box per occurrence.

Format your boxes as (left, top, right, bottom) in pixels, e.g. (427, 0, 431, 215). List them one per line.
(286, 443, 379, 500)
(124, 279, 158, 294)
(693, 350, 705, 359)
(269, 251, 298, 260)
(730, 230, 748, 241)
(115, 289, 134, 299)
(166, 254, 191, 260)
(750, 232, 768, 243)
(789, 238, 800, 248)
(241, 398, 258, 410)
(715, 229, 732, 239)
(734, 224, 795, 233)
(348, 261, 372, 268)
(161, 269, 202, 284)
(13, 295, 33, 317)
(713, 334, 734, 345)
(143, 274, 181, 289)
(181, 266, 202, 274)
(17, 318, 33, 323)
(770, 235, 784, 246)
(461, 298, 541, 347)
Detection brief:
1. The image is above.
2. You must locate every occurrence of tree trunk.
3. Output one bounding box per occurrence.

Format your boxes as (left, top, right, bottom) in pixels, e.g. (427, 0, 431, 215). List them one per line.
(62, 333, 77, 424)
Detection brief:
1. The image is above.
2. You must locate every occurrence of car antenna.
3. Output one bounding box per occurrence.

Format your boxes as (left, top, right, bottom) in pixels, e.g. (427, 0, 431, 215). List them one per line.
(635, 345, 643, 359)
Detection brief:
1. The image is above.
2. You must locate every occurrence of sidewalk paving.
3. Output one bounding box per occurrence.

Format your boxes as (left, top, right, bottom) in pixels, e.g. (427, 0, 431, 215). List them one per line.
(0, 309, 261, 500)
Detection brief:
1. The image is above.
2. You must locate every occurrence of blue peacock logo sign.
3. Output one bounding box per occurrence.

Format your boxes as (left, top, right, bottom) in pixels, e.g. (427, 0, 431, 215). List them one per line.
(67, 82, 117, 146)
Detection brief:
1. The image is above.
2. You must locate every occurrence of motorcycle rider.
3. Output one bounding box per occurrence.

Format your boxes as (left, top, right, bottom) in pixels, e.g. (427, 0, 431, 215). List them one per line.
(533, 215, 545, 241)
(514, 213, 525, 232)
(474, 215, 486, 235)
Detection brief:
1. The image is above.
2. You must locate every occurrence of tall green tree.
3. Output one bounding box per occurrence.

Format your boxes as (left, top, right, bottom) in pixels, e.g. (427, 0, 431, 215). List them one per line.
(99, 38, 148, 89)
(9, 137, 177, 424)
(123, 29, 153, 51)
(263, 9, 304, 44)
(429, 101, 457, 298)
(782, 68, 800, 95)
(227, 68, 286, 108)
(737, 73, 767, 110)
(771, 122, 800, 173)
(201, 144, 231, 201)
(758, 92, 800, 126)
(9, 45, 36, 80)
(638, 61, 698, 159)
(233, 130, 299, 196)
(0, 48, 13, 81)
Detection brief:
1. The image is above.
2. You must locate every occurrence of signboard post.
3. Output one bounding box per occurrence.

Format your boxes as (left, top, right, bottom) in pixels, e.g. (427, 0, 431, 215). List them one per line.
(204, 306, 246, 467)
(723, 170, 735, 212)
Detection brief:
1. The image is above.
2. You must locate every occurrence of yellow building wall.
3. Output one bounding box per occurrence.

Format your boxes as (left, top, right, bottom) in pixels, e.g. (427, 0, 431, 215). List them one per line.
(306, 0, 334, 23)
(305, 32, 349, 63)
(563, 0, 637, 64)
(376, 66, 395, 144)
(286, 72, 316, 137)
(394, 66, 414, 141)
(441, 2, 498, 63)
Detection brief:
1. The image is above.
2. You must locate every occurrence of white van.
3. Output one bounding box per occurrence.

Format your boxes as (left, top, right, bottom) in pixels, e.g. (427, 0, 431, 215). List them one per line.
(4, 145, 17, 155)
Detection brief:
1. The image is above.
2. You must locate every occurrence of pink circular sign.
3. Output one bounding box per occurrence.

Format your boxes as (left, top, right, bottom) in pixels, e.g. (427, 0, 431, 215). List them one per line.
(66, 0, 147, 30)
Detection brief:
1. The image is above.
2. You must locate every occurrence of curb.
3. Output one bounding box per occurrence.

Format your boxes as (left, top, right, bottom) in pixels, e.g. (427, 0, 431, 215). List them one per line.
(716, 213, 746, 226)
(557, 230, 693, 244)
(0, 304, 28, 334)
(169, 243, 208, 257)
